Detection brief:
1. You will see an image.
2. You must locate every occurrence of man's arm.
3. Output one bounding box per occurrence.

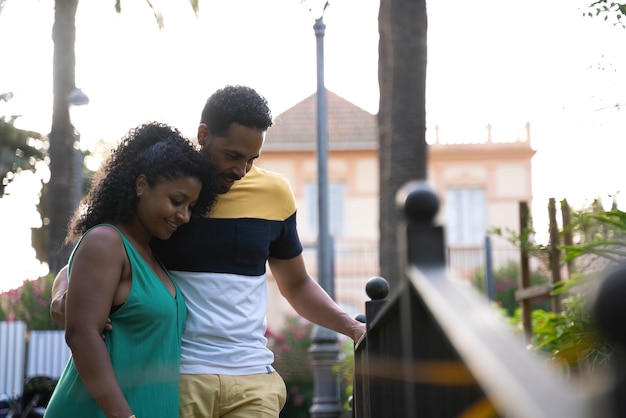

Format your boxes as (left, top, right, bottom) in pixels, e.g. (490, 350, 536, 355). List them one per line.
(50, 265, 112, 336)
(269, 254, 366, 343)
(50, 265, 69, 327)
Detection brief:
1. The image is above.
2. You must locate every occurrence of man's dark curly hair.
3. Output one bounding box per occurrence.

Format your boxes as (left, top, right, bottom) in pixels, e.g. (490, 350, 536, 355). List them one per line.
(65, 122, 216, 244)
(200, 85, 273, 136)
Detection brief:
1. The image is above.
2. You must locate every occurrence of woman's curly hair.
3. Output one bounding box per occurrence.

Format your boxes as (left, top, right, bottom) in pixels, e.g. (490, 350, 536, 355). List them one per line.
(66, 122, 216, 243)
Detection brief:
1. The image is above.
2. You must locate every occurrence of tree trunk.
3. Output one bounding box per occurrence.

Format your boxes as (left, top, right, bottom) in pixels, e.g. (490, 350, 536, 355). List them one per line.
(548, 198, 563, 313)
(378, 0, 428, 291)
(46, 0, 80, 273)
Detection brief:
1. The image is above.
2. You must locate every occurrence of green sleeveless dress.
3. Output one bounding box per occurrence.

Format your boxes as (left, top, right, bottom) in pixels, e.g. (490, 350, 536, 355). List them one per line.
(45, 225, 187, 418)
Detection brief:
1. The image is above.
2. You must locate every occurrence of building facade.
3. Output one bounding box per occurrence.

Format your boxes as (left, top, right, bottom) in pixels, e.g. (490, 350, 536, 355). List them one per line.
(260, 90, 535, 327)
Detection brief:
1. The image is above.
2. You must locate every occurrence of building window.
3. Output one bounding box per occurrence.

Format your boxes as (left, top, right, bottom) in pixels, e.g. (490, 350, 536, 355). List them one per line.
(445, 188, 486, 246)
(305, 182, 345, 237)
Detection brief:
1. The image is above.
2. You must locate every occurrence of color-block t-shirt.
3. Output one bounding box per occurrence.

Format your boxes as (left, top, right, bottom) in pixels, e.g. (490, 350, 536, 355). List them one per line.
(152, 166, 303, 375)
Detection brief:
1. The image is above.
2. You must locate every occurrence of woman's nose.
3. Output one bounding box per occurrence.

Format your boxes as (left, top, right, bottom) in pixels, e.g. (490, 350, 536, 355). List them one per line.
(178, 206, 192, 223)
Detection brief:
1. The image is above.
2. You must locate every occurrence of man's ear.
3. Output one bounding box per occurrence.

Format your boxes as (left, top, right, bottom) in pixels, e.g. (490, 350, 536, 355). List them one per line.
(198, 123, 210, 146)
(135, 174, 148, 198)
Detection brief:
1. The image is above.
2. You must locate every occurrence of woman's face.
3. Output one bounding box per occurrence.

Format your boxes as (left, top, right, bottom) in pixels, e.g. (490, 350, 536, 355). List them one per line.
(135, 175, 202, 240)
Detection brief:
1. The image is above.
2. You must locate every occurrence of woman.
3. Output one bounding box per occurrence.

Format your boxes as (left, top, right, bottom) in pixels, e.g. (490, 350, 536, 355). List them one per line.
(45, 122, 216, 418)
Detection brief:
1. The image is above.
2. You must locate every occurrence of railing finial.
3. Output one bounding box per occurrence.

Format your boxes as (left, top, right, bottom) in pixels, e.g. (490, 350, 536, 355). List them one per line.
(366, 276, 389, 301)
(396, 181, 445, 268)
(396, 180, 439, 225)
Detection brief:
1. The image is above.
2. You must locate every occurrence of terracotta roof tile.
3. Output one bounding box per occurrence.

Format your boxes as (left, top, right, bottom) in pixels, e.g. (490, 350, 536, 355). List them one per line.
(264, 89, 378, 151)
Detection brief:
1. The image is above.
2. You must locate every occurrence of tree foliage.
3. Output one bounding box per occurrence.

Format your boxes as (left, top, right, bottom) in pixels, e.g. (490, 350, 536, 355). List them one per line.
(587, 1, 626, 26)
(508, 294, 613, 375)
(503, 197, 626, 375)
(0, 92, 45, 197)
(562, 201, 626, 269)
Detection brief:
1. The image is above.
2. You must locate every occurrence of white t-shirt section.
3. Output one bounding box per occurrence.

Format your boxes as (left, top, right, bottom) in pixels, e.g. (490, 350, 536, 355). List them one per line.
(170, 270, 275, 375)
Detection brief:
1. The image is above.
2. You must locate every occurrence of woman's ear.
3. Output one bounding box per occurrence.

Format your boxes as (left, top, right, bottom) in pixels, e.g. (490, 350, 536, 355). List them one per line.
(135, 174, 148, 198)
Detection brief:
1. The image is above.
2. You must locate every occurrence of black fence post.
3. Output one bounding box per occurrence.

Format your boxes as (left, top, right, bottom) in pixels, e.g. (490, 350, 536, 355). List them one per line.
(396, 180, 445, 271)
(364, 277, 389, 332)
(397, 181, 445, 417)
(485, 235, 495, 301)
(353, 277, 389, 418)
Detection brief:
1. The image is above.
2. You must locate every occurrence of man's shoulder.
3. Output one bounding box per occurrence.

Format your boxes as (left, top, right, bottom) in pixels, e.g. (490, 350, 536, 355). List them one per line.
(248, 165, 290, 187)
(211, 165, 296, 220)
(234, 165, 293, 197)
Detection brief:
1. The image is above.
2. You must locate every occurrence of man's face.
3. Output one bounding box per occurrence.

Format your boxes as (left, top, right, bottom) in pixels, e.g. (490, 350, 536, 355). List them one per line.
(198, 122, 264, 194)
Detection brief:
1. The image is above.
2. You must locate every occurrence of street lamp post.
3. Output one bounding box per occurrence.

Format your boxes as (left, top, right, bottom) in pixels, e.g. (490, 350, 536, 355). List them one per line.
(314, 13, 333, 301)
(68, 87, 89, 207)
(308, 5, 341, 418)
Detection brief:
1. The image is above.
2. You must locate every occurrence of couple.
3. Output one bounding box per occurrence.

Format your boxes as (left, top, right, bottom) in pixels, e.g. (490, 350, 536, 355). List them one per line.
(47, 85, 366, 418)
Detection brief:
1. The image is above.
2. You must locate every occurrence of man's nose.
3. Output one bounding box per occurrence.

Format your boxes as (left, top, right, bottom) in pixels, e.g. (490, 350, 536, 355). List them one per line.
(233, 162, 247, 179)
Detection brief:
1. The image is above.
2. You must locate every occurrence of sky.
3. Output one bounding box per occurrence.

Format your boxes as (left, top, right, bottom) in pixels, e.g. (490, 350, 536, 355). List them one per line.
(0, 0, 625, 291)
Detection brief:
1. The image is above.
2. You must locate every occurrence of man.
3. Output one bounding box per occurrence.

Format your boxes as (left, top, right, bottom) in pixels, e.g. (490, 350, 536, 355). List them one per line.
(51, 85, 366, 418)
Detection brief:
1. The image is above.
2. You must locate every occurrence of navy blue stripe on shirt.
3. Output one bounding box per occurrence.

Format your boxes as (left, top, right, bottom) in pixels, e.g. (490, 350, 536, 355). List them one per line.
(152, 212, 303, 276)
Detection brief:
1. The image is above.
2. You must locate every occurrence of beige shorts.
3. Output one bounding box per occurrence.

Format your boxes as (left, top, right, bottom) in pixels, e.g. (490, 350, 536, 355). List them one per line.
(179, 371, 287, 418)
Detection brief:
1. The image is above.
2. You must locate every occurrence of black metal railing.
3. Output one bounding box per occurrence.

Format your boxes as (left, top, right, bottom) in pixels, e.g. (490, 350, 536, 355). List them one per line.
(351, 181, 610, 418)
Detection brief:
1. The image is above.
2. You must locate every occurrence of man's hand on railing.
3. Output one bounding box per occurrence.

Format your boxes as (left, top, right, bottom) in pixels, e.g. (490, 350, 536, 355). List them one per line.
(352, 314, 367, 346)
(352, 321, 366, 343)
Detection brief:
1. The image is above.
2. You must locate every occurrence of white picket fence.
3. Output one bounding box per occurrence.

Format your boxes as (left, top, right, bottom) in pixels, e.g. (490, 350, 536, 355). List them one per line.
(0, 322, 70, 397)
(0, 321, 26, 397)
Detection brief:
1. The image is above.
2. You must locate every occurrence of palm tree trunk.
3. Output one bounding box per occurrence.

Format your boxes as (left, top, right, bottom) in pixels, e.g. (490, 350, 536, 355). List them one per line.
(46, 0, 80, 273)
(378, 0, 428, 291)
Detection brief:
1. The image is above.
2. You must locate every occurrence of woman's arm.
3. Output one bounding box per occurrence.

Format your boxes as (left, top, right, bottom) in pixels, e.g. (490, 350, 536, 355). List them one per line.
(64, 227, 134, 418)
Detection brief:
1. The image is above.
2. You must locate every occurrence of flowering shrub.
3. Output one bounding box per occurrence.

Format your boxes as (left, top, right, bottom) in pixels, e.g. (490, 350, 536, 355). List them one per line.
(473, 262, 551, 316)
(333, 338, 356, 411)
(266, 316, 314, 417)
(0, 274, 60, 330)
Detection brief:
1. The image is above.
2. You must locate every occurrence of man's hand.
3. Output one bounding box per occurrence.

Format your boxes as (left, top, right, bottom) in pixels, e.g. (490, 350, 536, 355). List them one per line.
(352, 321, 366, 344)
(50, 266, 69, 327)
(50, 265, 112, 338)
(102, 318, 113, 338)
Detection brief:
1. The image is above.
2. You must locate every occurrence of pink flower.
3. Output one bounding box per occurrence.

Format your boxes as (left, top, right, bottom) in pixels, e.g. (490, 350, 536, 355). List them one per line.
(495, 279, 514, 292)
(275, 334, 285, 342)
(280, 343, 291, 353)
(295, 332, 304, 340)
